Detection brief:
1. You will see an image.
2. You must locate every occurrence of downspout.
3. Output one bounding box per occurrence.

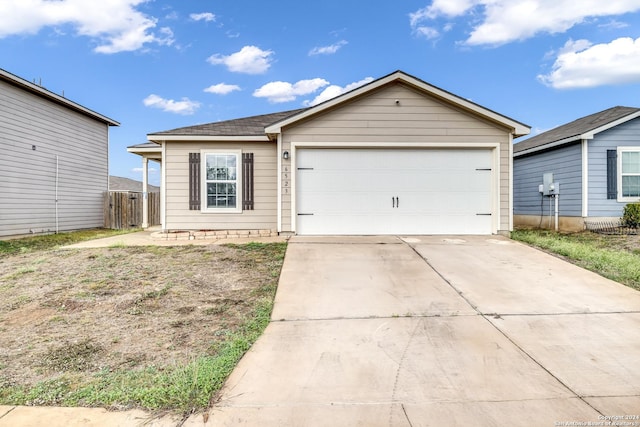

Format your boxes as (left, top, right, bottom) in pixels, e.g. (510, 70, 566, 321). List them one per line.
(55, 155, 59, 234)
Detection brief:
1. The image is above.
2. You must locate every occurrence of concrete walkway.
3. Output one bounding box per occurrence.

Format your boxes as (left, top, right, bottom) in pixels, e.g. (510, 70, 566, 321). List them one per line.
(3, 235, 640, 426)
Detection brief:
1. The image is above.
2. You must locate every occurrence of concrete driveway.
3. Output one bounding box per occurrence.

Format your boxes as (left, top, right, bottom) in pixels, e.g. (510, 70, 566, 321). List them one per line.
(190, 235, 640, 426)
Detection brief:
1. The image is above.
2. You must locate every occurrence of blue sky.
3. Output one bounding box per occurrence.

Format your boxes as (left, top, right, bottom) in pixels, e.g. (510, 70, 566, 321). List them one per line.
(2, 0, 640, 186)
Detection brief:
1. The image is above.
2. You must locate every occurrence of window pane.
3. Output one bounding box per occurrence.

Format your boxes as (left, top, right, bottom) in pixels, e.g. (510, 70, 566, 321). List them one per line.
(205, 154, 238, 209)
(623, 176, 640, 197)
(622, 151, 640, 174)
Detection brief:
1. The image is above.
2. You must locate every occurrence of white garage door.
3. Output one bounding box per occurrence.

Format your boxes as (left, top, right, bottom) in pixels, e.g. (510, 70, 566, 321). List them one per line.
(296, 148, 494, 235)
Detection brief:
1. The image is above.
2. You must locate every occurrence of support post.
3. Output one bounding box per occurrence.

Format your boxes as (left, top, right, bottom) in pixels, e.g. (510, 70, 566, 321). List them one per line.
(142, 157, 149, 229)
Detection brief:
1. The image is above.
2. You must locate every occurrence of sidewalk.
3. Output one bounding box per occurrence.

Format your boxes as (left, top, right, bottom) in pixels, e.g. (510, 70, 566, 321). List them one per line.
(0, 405, 182, 427)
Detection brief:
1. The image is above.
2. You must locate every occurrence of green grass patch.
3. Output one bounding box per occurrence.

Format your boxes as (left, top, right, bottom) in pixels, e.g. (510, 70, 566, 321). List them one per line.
(0, 228, 140, 257)
(0, 242, 286, 416)
(511, 230, 640, 291)
(0, 298, 274, 414)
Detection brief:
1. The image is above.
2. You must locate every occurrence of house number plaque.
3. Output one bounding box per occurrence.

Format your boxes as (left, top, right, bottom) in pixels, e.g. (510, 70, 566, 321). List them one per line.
(282, 166, 290, 194)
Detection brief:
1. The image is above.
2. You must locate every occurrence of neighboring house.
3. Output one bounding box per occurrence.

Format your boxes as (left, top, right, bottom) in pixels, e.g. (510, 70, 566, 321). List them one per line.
(513, 106, 640, 232)
(129, 70, 529, 236)
(109, 176, 159, 193)
(0, 68, 119, 238)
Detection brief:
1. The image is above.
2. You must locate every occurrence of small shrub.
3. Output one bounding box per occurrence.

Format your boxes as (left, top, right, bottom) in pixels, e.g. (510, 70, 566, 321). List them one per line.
(622, 203, 640, 228)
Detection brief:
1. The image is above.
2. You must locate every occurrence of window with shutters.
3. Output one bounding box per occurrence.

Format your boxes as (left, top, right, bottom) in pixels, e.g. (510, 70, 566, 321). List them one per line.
(201, 150, 242, 213)
(617, 147, 640, 202)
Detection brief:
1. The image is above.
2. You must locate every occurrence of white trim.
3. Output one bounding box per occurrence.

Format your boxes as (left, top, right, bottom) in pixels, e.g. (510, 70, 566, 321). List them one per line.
(581, 139, 589, 217)
(200, 149, 243, 213)
(290, 146, 297, 234)
(617, 146, 640, 203)
(276, 134, 282, 233)
(265, 71, 530, 137)
(148, 135, 270, 142)
(508, 133, 513, 232)
(292, 141, 500, 149)
(515, 110, 640, 158)
(290, 141, 501, 235)
(514, 135, 586, 157)
(161, 143, 167, 231)
(0, 68, 120, 126)
(583, 111, 640, 139)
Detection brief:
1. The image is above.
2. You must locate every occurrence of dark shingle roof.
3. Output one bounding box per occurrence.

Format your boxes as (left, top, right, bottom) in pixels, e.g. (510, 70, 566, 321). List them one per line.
(109, 176, 159, 192)
(514, 106, 640, 154)
(149, 109, 308, 137)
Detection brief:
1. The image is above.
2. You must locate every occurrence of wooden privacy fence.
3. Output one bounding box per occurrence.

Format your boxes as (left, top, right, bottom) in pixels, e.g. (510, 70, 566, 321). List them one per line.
(104, 191, 160, 229)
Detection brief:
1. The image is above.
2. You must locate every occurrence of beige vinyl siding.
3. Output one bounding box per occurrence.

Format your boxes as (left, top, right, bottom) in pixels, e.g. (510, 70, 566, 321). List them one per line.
(0, 80, 109, 238)
(164, 141, 277, 231)
(280, 82, 512, 232)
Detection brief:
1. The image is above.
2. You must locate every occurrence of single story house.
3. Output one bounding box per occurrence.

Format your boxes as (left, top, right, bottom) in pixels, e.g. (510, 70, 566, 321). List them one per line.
(0, 68, 119, 238)
(129, 70, 529, 236)
(513, 106, 640, 232)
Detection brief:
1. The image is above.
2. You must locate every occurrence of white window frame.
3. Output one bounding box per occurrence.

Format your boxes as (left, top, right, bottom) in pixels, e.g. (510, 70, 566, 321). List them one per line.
(201, 149, 242, 213)
(617, 146, 640, 202)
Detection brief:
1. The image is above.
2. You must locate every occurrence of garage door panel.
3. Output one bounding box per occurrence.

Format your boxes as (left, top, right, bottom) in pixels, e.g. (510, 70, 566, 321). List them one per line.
(296, 148, 494, 235)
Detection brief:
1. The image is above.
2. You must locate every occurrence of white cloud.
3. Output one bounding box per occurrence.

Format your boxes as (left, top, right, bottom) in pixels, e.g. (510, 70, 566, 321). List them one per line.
(204, 83, 241, 95)
(190, 12, 215, 22)
(0, 0, 173, 54)
(410, 1, 640, 46)
(303, 77, 375, 106)
(143, 94, 200, 115)
(309, 40, 348, 56)
(538, 37, 640, 89)
(253, 79, 329, 103)
(208, 45, 274, 74)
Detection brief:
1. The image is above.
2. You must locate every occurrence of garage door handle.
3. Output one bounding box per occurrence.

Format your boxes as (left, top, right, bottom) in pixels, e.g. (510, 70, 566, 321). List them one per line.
(392, 197, 395, 208)
(396, 197, 399, 208)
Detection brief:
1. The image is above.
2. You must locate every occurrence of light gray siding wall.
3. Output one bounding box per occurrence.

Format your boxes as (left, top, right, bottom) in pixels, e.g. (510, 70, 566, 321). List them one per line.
(0, 80, 109, 238)
(164, 141, 277, 231)
(588, 118, 640, 217)
(513, 142, 582, 217)
(280, 82, 512, 233)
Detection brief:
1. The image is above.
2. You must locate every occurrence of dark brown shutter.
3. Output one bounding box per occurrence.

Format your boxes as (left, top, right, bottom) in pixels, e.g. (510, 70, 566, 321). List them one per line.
(189, 153, 201, 210)
(243, 153, 254, 210)
(607, 150, 617, 200)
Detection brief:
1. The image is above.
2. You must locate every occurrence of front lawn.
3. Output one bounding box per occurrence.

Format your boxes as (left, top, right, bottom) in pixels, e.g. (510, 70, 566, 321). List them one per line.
(511, 229, 640, 291)
(0, 235, 287, 417)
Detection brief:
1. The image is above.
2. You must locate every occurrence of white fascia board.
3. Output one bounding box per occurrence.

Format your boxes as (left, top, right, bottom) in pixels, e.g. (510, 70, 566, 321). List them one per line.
(0, 68, 120, 126)
(127, 146, 161, 153)
(147, 135, 270, 142)
(514, 135, 583, 157)
(581, 110, 640, 139)
(515, 111, 640, 158)
(265, 71, 531, 137)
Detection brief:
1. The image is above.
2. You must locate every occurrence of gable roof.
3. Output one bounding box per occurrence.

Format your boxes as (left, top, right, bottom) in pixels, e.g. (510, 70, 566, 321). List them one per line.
(148, 109, 307, 142)
(147, 70, 530, 143)
(0, 68, 119, 126)
(514, 106, 640, 157)
(265, 70, 530, 137)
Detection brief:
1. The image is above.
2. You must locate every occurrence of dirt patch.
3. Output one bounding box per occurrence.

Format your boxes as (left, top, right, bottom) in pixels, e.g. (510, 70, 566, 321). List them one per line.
(0, 244, 285, 390)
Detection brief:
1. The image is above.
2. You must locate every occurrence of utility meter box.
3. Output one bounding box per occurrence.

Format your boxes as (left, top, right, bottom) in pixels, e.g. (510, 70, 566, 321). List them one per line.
(542, 172, 559, 196)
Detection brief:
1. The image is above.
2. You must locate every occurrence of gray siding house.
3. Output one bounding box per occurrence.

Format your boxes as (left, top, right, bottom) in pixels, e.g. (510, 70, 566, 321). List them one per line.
(130, 71, 529, 236)
(513, 106, 640, 231)
(0, 68, 119, 238)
